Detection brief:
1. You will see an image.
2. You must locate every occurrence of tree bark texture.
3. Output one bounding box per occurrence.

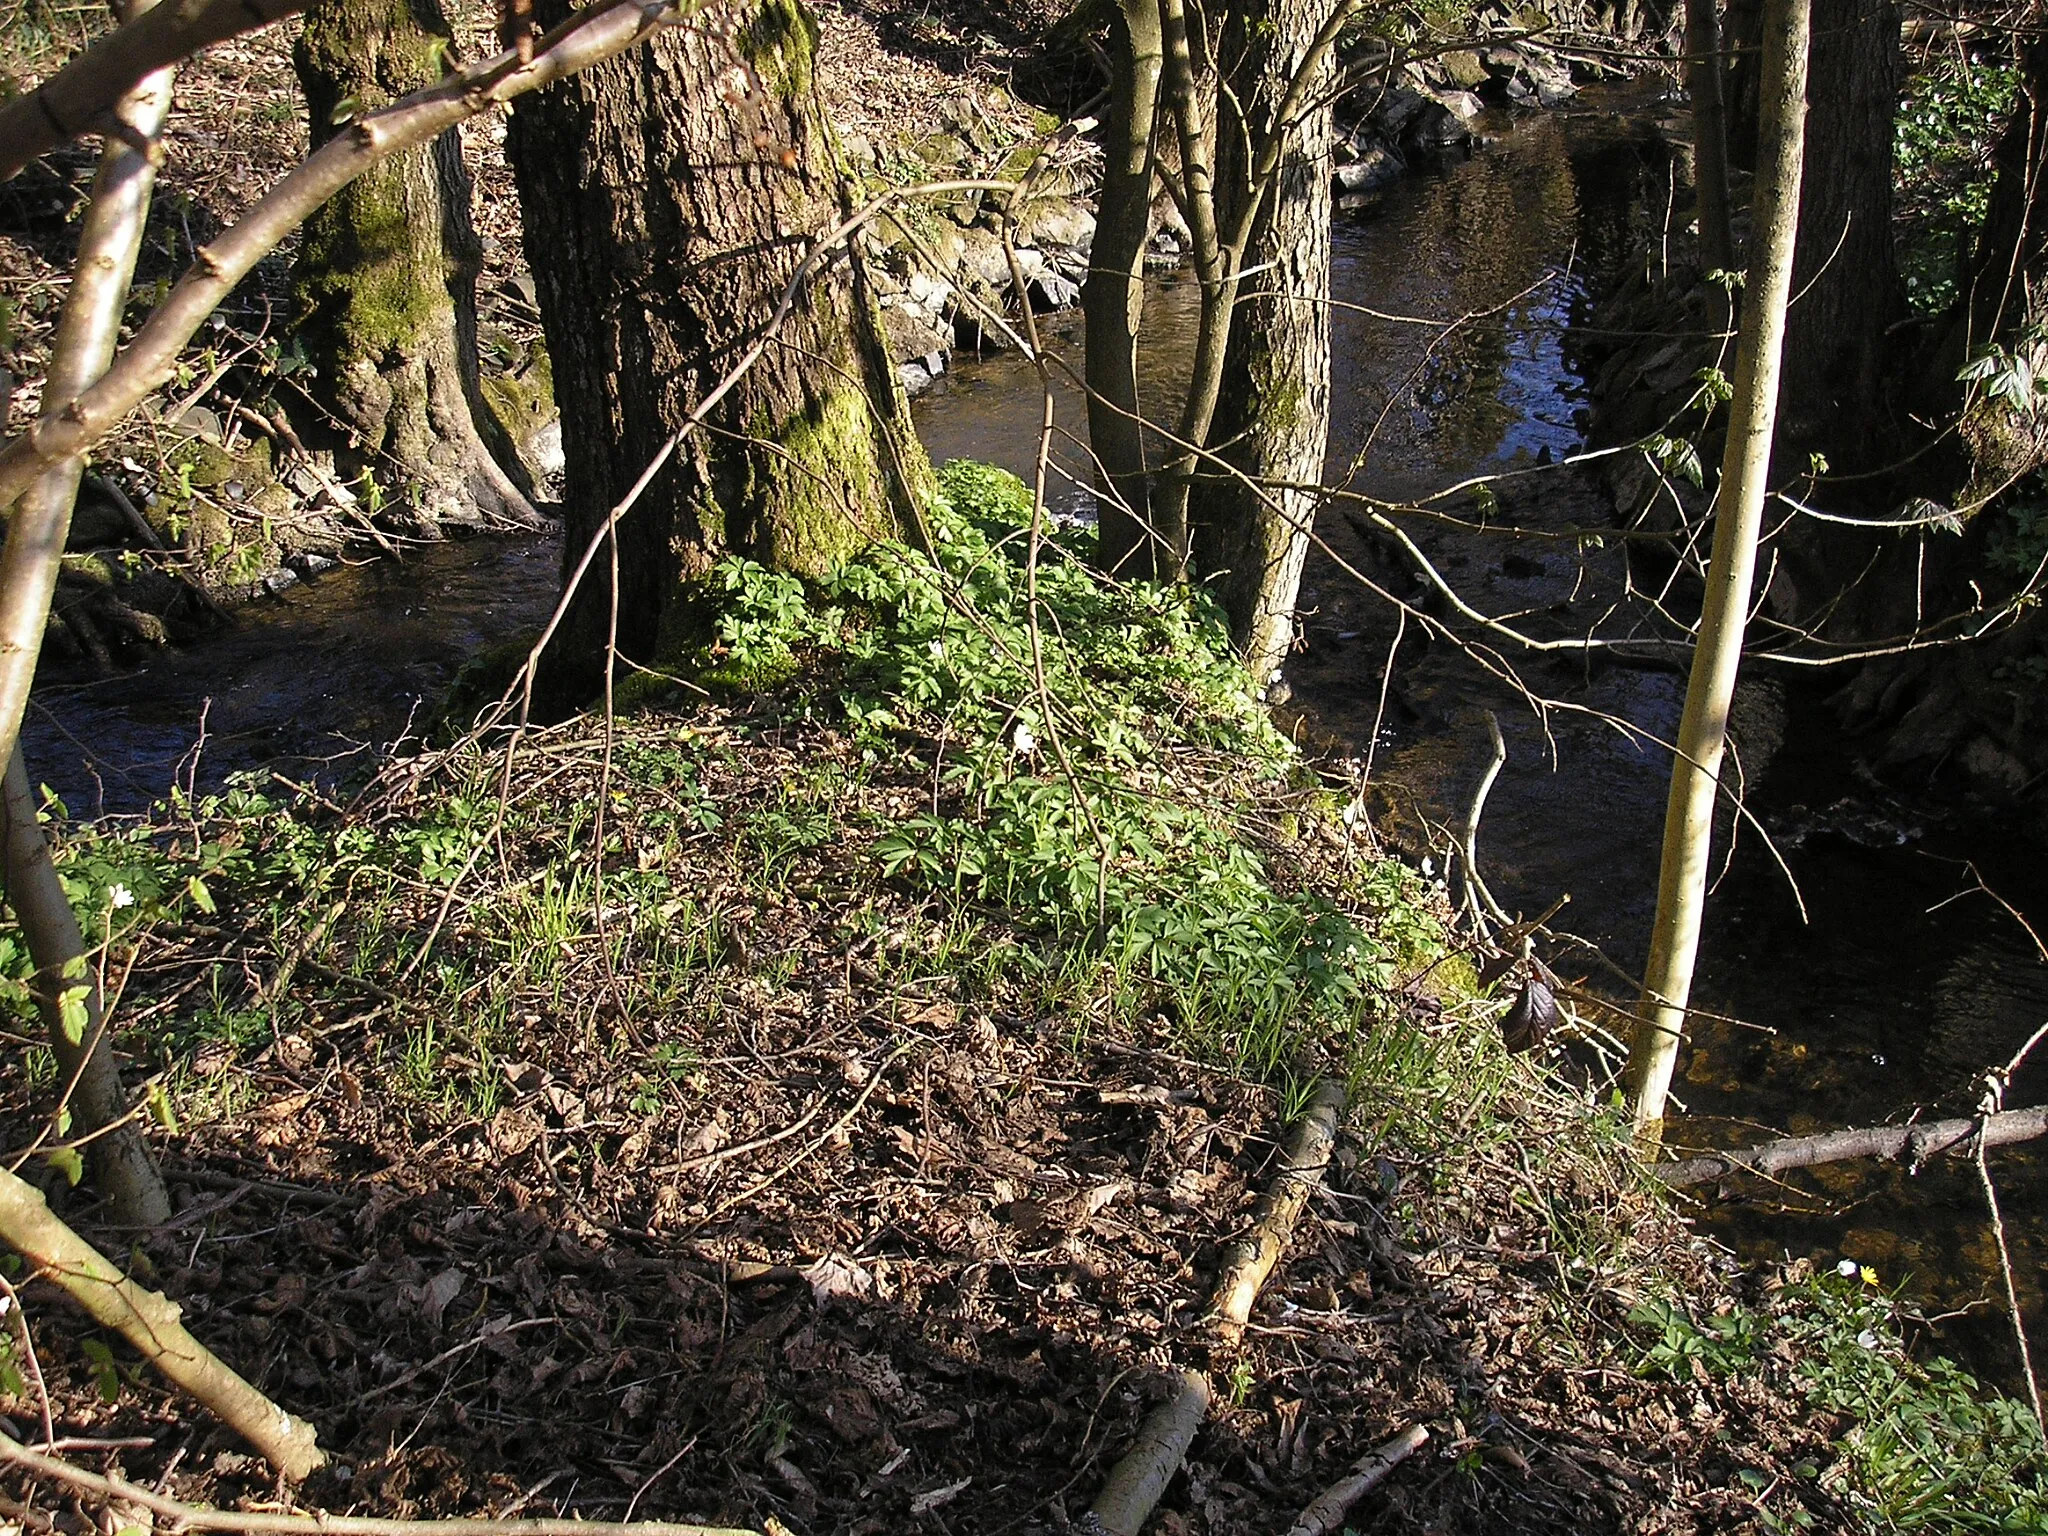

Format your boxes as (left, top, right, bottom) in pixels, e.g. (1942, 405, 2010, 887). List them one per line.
(1774, 0, 1899, 470)
(293, 0, 538, 536)
(1189, 0, 1337, 684)
(1966, 29, 2048, 350)
(1629, 0, 1809, 1137)
(1, 749, 169, 1225)
(506, 0, 928, 702)
(1083, 0, 1163, 579)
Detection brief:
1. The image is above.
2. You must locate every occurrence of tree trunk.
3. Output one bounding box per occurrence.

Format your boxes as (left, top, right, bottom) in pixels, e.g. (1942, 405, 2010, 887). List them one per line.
(1944, 30, 2048, 500)
(1189, 0, 1336, 686)
(1084, 0, 1164, 580)
(506, 0, 930, 704)
(1966, 30, 2048, 349)
(1629, 0, 1810, 1139)
(2, 749, 169, 1226)
(1774, 0, 1899, 470)
(1687, 0, 1735, 272)
(293, 0, 538, 537)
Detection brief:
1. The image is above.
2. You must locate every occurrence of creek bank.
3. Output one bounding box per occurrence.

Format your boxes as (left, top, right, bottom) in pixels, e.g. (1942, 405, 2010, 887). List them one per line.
(854, 14, 1624, 396)
(0, 466, 1958, 1534)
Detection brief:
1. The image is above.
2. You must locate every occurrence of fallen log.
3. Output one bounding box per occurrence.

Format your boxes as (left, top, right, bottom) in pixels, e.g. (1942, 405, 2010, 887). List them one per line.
(1655, 1106, 2048, 1188)
(0, 1165, 323, 1478)
(1282, 1424, 1430, 1536)
(1210, 1077, 1347, 1340)
(1087, 1369, 1211, 1536)
(1085, 1079, 1350, 1534)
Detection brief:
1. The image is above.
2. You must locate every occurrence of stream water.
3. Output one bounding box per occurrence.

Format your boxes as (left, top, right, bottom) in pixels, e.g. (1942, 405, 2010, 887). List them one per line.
(24, 84, 2048, 1380)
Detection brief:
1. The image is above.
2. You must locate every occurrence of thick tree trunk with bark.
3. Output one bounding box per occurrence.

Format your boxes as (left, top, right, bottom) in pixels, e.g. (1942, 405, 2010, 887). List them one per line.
(293, 0, 537, 536)
(506, 0, 929, 703)
(1083, 0, 1164, 579)
(1189, 0, 1336, 685)
(1774, 0, 1899, 470)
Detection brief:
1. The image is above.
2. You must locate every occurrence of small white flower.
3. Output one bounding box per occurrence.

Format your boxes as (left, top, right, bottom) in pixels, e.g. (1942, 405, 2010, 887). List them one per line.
(1856, 1329, 1880, 1351)
(1837, 1258, 1861, 1278)
(928, 638, 945, 659)
(108, 883, 134, 909)
(1420, 856, 1435, 877)
(1013, 723, 1038, 756)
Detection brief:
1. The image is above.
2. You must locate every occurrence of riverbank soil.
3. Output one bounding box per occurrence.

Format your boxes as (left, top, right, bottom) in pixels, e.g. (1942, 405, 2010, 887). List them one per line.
(0, 692, 1846, 1535)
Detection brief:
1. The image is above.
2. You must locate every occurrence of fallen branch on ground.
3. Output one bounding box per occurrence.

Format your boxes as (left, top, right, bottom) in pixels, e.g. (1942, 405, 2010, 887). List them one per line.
(1655, 1106, 2048, 1188)
(1282, 1424, 1430, 1536)
(1087, 1369, 1210, 1536)
(1087, 1082, 1350, 1532)
(1210, 1077, 1347, 1340)
(0, 1434, 758, 1536)
(0, 1166, 322, 1477)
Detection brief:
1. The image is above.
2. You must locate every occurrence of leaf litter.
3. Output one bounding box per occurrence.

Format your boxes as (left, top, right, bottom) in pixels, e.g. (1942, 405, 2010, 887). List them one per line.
(0, 694, 1849, 1535)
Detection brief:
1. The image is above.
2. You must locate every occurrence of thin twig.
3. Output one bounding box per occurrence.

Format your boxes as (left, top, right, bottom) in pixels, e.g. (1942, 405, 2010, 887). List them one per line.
(0, 1434, 758, 1536)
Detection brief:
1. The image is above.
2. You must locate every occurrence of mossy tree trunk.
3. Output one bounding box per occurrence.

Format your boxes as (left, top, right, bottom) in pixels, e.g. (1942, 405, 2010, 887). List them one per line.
(506, 0, 930, 704)
(1188, 0, 1336, 687)
(293, 0, 538, 536)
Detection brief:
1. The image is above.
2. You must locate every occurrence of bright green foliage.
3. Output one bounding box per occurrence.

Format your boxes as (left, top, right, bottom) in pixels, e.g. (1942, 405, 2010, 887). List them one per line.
(1777, 1270, 2048, 1531)
(1896, 56, 2020, 313)
(1630, 1266, 2048, 1531)
(701, 459, 1438, 1074)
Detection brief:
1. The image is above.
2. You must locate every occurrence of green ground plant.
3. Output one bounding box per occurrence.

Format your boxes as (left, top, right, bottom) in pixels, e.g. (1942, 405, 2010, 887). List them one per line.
(1896, 52, 2020, 314)
(1630, 1264, 2048, 1531)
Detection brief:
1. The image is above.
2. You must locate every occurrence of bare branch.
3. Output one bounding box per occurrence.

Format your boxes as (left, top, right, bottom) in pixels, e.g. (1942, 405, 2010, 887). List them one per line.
(0, 0, 306, 183)
(0, 1165, 322, 1476)
(0, 0, 687, 516)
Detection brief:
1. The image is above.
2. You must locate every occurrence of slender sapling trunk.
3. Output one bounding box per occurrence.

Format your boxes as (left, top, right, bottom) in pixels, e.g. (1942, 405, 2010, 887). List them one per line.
(1628, 0, 1811, 1137)
(1083, 0, 1164, 578)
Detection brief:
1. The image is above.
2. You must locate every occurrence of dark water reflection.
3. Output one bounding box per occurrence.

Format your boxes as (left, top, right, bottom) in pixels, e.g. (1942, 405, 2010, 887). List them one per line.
(24, 538, 561, 818)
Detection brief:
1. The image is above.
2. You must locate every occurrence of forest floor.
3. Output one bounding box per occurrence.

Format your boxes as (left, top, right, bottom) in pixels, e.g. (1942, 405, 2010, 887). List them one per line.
(0, 464, 1992, 1535)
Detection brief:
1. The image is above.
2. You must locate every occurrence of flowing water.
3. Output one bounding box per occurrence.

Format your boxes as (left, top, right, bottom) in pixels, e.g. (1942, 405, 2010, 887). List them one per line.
(24, 83, 2048, 1379)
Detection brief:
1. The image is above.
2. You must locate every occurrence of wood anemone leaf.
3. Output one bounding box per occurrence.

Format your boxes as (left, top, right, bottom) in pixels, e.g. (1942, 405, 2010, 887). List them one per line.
(1499, 974, 1560, 1054)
